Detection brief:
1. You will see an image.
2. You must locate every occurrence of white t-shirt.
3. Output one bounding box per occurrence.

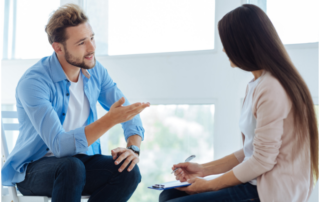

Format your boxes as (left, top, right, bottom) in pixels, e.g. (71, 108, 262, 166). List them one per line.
(239, 77, 261, 185)
(44, 72, 90, 157)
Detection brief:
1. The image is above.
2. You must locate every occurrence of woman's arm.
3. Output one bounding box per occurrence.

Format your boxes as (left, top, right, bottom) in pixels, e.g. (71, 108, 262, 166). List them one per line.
(176, 170, 242, 194)
(202, 152, 243, 176)
(174, 150, 244, 182)
(176, 153, 243, 194)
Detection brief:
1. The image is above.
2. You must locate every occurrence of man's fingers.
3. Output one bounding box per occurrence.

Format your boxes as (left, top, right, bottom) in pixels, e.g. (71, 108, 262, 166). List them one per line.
(111, 150, 117, 160)
(127, 158, 139, 172)
(123, 102, 142, 111)
(119, 155, 134, 172)
(126, 104, 149, 119)
(112, 147, 126, 156)
(112, 97, 125, 108)
(115, 151, 130, 165)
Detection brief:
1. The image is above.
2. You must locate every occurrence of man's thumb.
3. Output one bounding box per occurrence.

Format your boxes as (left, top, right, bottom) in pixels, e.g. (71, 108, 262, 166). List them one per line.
(114, 97, 125, 107)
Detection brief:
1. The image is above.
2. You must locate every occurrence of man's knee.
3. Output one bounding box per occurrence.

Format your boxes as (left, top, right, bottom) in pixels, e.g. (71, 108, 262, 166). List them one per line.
(117, 163, 141, 190)
(57, 157, 86, 185)
(129, 164, 141, 186)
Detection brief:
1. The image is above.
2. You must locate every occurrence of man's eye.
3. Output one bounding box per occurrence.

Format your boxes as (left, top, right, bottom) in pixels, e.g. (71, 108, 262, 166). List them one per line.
(79, 42, 84, 45)
(91, 37, 94, 40)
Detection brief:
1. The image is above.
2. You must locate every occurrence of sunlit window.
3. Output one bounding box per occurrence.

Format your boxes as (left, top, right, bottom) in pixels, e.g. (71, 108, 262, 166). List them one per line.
(266, 0, 319, 44)
(88, 0, 216, 56)
(3, 0, 60, 59)
(97, 104, 215, 202)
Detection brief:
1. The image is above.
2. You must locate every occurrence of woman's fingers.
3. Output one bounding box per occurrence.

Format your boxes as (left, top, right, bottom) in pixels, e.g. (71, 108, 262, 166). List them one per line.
(173, 162, 189, 170)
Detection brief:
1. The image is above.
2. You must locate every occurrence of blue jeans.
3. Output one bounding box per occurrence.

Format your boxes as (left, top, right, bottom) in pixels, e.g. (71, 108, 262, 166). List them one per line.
(17, 154, 141, 202)
(159, 183, 260, 202)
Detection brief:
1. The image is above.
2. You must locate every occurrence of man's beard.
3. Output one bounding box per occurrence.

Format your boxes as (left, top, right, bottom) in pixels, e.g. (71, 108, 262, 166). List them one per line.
(64, 48, 96, 70)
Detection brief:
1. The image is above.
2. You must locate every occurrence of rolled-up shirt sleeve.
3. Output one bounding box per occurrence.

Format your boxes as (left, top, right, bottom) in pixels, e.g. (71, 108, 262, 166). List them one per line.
(17, 78, 88, 158)
(97, 63, 145, 141)
(232, 80, 292, 183)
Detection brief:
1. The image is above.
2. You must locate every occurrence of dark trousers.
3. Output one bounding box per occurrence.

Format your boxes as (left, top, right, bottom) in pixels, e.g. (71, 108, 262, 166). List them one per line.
(159, 182, 260, 202)
(17, 154, 141, 202)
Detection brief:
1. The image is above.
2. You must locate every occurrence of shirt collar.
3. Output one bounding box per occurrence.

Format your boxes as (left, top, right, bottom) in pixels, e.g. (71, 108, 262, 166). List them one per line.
(50, 52, 91, 82)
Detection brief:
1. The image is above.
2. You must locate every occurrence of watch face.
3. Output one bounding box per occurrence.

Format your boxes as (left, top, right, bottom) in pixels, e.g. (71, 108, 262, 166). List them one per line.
(130, 145, 140, 152)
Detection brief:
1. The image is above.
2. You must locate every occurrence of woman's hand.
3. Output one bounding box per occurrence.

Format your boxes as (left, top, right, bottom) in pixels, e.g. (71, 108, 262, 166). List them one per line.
(173, 162, 205, 182)
(176, 178, 216, 195)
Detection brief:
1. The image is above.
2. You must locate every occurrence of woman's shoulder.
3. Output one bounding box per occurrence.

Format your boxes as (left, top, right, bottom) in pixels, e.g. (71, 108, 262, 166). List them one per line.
(253, 71, 292, 110)
(255, 71, 288, 97)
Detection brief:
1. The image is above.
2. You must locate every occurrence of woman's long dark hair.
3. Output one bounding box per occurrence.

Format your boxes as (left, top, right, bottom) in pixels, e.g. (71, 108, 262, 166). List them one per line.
(218, 4, 318, 181)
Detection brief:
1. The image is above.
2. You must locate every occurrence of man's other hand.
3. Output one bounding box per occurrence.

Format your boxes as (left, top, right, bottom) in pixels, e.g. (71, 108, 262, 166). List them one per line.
(111, 147, 139, 172)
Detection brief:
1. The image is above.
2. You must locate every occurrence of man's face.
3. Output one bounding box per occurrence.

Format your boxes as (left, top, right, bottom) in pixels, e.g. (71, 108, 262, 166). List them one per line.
(63, 22, 96, 69)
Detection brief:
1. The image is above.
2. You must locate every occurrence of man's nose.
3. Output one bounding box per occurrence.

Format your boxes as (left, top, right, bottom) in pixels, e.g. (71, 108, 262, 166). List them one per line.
(87, 40, 95, 52)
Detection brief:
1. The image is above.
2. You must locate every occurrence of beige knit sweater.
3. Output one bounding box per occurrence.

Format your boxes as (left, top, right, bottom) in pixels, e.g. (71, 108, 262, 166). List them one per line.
(233, 70, 313, 202)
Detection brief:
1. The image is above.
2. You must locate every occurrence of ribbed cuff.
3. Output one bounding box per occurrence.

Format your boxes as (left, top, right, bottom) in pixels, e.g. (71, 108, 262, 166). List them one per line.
(233, 149, 245, 163)
(233, 158, 260, 183)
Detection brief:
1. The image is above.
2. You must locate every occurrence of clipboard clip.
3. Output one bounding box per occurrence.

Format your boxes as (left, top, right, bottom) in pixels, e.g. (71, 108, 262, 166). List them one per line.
(152, 184, 165, 189)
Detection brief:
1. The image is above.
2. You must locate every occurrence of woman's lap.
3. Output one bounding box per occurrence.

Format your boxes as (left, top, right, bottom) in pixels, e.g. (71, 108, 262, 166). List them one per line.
(159, 183, 260, 202)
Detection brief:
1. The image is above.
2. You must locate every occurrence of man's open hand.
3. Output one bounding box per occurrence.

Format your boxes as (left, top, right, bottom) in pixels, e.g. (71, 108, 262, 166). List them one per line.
(107, 97, 150, 125)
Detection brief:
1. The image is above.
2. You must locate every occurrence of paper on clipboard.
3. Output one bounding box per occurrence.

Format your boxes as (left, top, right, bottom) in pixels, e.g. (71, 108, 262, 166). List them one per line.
(148, 174, 223, 190)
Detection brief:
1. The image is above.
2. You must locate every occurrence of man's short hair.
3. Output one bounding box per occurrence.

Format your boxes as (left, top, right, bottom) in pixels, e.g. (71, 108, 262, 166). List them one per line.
(45, 4, 88, 45)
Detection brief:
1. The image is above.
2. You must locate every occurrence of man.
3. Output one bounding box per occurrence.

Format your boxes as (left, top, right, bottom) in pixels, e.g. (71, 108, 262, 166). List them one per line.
(1, 4, 149, 202)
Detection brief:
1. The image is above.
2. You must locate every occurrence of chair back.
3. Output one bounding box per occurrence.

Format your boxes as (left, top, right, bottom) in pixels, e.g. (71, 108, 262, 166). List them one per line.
(2, 111, 19, 202)
(1, 111, 89, 202)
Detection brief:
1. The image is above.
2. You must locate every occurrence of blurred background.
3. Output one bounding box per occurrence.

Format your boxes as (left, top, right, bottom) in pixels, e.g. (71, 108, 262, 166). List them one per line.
(0, 0, 319, 201)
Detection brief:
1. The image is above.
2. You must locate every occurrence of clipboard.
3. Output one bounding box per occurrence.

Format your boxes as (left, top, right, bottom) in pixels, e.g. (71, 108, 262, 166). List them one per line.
(148, 174, 222, 190)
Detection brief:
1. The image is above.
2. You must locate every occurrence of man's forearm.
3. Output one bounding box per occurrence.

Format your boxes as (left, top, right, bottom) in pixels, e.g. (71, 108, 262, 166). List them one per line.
(85, 113, 116, 146)
(126, 135, 142, 148)
(202, 153, 241, 176)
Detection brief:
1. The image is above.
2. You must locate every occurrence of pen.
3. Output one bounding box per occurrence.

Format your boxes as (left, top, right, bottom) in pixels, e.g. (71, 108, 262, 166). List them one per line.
(171, 155, 196, 174)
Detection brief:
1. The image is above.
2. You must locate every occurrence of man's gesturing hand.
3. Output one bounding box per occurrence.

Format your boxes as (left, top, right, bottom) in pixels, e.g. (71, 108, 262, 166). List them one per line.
(112, 147, 139, 172)
(107, 97, 150, 125)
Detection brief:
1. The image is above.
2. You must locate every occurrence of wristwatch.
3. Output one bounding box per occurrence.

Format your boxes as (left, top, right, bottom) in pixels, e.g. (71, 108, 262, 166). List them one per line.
(127, 145, 140, 156)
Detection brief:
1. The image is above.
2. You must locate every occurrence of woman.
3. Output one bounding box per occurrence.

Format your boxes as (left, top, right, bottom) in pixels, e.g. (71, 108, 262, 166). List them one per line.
(159, 4, 318, 202)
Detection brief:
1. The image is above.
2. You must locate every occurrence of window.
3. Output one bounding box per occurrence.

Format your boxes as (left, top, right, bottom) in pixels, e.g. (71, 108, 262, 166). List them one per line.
(83, 0, 109, 56)
(247, 0, 319, 45)
(3, 0, 60, 59)
(97, 104, 215, 202)
(86, 0, 216, 56)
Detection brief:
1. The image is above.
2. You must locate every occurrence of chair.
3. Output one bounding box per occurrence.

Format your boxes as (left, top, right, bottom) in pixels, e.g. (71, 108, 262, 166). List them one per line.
(1, 111, 90, 202)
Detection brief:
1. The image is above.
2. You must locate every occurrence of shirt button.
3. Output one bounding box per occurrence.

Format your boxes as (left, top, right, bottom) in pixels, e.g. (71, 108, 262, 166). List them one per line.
(46, 148, 49, 151)
(62, 113, 66, 116)
(66, 93, 70, 96)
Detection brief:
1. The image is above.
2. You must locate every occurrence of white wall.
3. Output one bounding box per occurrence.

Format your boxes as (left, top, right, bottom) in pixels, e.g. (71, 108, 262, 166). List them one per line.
(1, 0, 319, 200)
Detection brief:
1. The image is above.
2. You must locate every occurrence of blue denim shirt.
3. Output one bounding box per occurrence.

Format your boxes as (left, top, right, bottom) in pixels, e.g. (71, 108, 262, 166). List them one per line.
(2, 52, 145, 186)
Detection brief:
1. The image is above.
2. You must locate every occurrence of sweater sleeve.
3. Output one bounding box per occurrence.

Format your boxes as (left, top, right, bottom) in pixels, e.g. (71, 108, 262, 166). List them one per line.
(233, 77, 292, 183)
(233, 148, 245, 163)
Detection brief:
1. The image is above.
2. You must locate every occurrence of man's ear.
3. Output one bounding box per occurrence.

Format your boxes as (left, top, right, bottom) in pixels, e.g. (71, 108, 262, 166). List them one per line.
(52, 42, 64, 55)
